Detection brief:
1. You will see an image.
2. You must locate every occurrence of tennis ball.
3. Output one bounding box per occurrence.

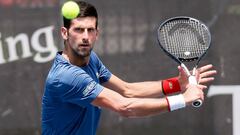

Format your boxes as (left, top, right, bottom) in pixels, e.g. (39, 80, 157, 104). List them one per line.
(61, 1, 80, 20)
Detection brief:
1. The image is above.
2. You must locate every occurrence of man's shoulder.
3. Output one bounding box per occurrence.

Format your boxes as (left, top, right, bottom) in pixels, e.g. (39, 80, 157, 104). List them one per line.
(90, 51, 99, 60)
(47, 61, 87, 84)
(90, 51, 103, 66)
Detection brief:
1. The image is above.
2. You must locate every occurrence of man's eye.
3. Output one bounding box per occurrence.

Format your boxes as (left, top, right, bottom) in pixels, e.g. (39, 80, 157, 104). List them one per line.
(88, 28, 96, 33)
(75, 28, 84, 32)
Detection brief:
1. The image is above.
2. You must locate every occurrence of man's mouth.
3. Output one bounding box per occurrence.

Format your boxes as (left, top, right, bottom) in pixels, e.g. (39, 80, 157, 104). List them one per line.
(80, 44, 89, 47)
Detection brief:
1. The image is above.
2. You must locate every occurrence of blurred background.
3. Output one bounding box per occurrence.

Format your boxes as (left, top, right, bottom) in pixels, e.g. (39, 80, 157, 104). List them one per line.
(0, 0, 239, 135)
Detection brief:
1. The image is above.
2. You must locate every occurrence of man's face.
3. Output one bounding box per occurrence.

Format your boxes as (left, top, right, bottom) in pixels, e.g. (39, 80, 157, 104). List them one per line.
(62, 17, 98, 58)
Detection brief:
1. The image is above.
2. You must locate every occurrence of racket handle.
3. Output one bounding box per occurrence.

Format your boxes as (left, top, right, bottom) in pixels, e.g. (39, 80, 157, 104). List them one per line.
(188, 75, 197, 85)
(192, 99, 202, 107)
(188, 75, 203, 108)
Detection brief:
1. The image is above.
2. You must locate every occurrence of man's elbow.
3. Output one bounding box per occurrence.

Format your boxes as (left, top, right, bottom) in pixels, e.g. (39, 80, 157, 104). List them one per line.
(115, 103, 137, 118)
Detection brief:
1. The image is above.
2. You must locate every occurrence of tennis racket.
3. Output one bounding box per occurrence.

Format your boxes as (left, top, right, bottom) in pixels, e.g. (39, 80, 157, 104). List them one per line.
(157, 16, 211, 108)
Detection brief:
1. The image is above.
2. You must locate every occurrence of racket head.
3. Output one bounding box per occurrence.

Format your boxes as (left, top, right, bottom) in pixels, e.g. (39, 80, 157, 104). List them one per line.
(157, 16, 211, 64)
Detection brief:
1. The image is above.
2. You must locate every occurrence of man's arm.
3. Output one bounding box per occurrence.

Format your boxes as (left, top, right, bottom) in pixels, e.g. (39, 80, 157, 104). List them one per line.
(92, 84, 203, 118)
(102, 64, 216, 98)
(102, 74, 164, 98)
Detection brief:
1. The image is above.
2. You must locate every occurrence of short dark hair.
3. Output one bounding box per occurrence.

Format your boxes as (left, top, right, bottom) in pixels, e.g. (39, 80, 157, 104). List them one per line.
(62, 1, 98, 29)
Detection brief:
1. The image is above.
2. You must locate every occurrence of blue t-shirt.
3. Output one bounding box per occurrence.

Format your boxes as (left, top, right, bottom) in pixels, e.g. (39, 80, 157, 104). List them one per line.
(42, 51, 111, 135)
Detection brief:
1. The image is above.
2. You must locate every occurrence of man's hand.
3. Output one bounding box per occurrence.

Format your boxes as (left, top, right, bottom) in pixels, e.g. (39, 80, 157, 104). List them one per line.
(178, 64, 217, 92)
(182, 84, 204, 106)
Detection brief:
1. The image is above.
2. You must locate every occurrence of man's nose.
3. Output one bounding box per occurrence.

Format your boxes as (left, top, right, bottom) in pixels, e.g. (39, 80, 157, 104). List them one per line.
(82, 30, 89, 43)
(82, 30, 89, 39)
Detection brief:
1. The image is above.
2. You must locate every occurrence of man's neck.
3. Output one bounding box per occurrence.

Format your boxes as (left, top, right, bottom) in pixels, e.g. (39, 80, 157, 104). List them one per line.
(62, 50, 90, 67)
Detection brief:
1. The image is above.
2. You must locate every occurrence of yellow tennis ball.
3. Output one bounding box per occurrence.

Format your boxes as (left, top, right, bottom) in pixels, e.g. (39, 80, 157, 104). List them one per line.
(61, 1, 80, 20)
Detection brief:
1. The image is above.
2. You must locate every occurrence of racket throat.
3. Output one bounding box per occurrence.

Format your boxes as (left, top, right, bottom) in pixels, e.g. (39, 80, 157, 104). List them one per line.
(180, 63, 191, 76)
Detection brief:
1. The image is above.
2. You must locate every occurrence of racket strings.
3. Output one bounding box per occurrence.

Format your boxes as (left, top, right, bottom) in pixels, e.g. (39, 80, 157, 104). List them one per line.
(159, 19, 210, 60)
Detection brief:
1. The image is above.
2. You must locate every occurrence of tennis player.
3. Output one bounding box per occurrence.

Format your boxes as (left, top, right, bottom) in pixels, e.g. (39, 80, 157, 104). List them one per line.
(41, 1, 217, 135)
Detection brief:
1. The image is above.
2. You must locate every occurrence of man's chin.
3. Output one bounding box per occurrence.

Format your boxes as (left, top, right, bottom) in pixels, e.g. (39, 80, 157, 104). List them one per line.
(78, 50, 92, 57)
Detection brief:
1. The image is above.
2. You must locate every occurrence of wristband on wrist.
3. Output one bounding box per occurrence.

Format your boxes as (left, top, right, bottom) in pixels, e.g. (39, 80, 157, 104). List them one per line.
(162, 77, 181, 95)
(166, 94, 186, 112)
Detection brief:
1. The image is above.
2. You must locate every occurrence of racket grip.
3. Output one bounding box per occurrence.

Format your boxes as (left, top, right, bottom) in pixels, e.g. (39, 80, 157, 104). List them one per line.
(188, 75, 203, 108)
(192, 99, 202, 107)
(188, 75, 197, 85)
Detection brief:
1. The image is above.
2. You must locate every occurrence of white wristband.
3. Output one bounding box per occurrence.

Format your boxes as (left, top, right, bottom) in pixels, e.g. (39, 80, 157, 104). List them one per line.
(166, 94, 186, 111)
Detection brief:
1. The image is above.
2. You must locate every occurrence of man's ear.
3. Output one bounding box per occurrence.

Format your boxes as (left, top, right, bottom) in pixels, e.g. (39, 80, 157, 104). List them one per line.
(96, 28, 99, 40)
(61, 27, 68, 40)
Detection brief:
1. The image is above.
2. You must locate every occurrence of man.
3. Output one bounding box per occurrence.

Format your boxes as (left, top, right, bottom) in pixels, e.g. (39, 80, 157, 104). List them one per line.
(41, 1, 217, 135)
